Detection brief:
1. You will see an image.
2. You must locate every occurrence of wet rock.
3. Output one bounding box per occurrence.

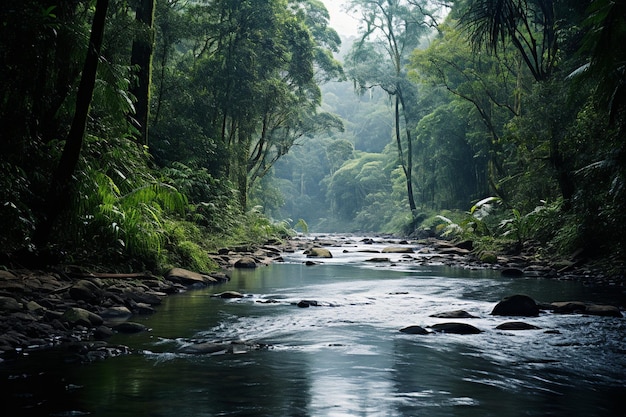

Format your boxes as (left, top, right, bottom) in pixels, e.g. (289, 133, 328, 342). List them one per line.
(491, 294, 540, 317)
(0, 296, 22, 312)
(366, 257, 391, 263)
(550, 301, 622, 317)
(180, 341, 229, 354)
(304, 247, 333, 258)
(584, 304, 622, 317)
(550, 301, 587, 314)
(496, 321, 541, 330)
(113, 322, 148, 334)
(399, 325, 430, 335)
(234, 257, 257, 269)
(382, 246, 414, 254)
(61, 307, 104, 327)
(430, 322, 482, 334)
(94, 325, 114, 340)
(297, 300, 320, 308)
(501, 268, 525, 277)
(430, 310, 478, 319)
(305, 260, 318, 266)
(165, 267, 222, 286)
(212, 291, 244, 299)
(69, 279, 103, 304)
(100, 306, 132, 319)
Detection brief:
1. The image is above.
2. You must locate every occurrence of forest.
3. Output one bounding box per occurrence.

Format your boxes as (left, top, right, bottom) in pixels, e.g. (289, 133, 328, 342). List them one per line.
(1, 0, 624, 274)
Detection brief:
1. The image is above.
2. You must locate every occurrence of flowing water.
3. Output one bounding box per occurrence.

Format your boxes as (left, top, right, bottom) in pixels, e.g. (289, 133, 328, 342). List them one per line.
(2, 237, 626, 416)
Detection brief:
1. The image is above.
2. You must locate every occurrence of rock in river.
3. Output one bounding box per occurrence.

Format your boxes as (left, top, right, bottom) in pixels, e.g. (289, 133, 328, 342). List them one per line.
(430, 310, 478, 319)
(491, 294, 540, 317)
(429, 322, 482, 334)
(304, 248, 333, 258)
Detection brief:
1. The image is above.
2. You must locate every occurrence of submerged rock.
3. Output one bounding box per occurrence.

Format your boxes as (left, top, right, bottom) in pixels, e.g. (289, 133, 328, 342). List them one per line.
(399, 325, 430, 335)
(496, 321, 541, 330)
(430, 310, 478, 319)
(430, 322, 482, 334)
(212, 291, 244, 299)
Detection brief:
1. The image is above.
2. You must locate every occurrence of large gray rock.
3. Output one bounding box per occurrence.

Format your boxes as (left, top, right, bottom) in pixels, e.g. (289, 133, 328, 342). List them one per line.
(234, 257, 257, 268)
(491, 294, 540, 317)
(165, 267, 220, 286)
(61, 307, 104, 327)
(304, 247, 333, 258)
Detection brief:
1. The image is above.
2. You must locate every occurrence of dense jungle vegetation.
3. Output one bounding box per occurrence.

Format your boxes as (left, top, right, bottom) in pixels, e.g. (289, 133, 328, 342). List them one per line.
(1, 0, 624, 273)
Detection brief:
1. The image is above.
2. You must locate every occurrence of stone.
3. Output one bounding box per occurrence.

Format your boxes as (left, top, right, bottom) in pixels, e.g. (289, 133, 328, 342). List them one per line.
(430, 310, 478, 319)
(297, 300, 320, 308)
(584, 304, 622, 318)
(496, 321, 541, 330)
(61, 307, 104, 327)
(234, 257, 257, 268)
(0, 296, 22, 312)
(366, 257, 391, 263)
(213, 291, 244, 299)
(304, 247, 333, 258)
(165, 267, 219, 286)
(100, 306, 132, 319)
(430, 322, 482, 334)
(69, 280, 103, 304)
(399, 325, 430, 335)
(382, 246, 414, 254)
(113, 322, 148, 333)
(491, 294, 540, 317)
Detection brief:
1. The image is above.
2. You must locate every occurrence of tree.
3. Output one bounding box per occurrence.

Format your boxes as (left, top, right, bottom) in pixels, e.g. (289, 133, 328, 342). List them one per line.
(346, 0, 440, 213)
(129, 0, 156, 146)
(33, 0, 110, 249)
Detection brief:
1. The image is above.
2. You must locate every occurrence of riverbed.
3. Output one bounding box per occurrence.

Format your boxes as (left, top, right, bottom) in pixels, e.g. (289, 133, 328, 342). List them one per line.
(2, 238, 625, 416)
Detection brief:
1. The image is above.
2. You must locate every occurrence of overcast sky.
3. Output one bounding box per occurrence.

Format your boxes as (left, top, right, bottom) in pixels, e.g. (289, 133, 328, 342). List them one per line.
(321, 0, 359, 37)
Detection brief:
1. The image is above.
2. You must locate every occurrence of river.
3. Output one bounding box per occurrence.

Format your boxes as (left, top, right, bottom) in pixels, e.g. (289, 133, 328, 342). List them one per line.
(2, 237, 625, 416)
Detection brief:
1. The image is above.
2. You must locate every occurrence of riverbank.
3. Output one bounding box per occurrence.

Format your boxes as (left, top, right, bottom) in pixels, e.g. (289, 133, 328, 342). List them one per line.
(0, 235, 623, 363)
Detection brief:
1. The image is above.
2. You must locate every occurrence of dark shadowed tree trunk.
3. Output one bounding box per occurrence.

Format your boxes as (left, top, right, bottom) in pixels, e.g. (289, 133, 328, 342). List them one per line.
(32, 0, 110, 249)
(130, 0, 156, 146)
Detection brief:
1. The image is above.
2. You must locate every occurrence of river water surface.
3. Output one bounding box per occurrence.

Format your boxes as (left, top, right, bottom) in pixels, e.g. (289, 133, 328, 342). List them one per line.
(2, 238, 626, 416)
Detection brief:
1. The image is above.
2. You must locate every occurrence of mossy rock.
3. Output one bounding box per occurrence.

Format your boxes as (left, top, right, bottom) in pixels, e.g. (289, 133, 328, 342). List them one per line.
(479, 251, 498, 263)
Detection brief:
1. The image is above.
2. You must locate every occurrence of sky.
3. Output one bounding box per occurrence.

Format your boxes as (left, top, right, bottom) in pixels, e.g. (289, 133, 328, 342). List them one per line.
(321, 0, 360, 37)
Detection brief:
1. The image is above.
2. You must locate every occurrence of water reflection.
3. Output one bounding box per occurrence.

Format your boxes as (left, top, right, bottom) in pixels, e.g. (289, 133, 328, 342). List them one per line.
(1, 259, 625, 417)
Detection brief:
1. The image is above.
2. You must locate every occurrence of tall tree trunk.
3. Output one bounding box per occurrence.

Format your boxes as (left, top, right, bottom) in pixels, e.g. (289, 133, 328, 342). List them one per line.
(32, 0, 110, 248)
(130, 0, 156, 146)
(394, 95, 417, 212)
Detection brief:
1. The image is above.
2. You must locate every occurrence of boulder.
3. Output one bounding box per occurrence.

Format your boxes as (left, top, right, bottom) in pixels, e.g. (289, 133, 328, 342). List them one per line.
(100, 306, 133, 319)
(366, 257, 391, 263)
(165, 267, 221, 286)
(304, 248, 333, 258)
(234, 257, 258, 269)
(382, 246, 414, 254)
(0, 296, 22, 312)
(496, 321, 541, 330)
(61, 307, 104, 327)
(430, 322, 482, 334)
(430, 310, 478, 319)
(399, 325, 430, 335)
(113, 322, 148, 334)
(212, 291, 244, 299)
(69, 279, 103, 304)
(491, 294, 539, 317)
(179, 342, 229, 354)
(584, 304, 622, 318)
(297, 300, 321, 308)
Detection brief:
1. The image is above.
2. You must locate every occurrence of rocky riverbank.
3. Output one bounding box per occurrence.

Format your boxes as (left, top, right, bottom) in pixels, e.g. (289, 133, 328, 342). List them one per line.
(0, 235, 623, 363)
